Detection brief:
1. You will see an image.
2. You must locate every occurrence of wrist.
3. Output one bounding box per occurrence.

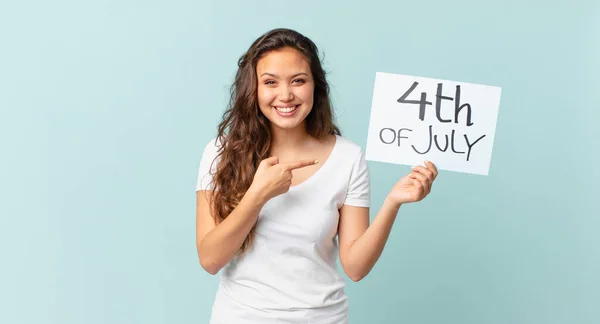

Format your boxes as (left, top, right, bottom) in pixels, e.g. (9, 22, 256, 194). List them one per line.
(245, 185, 267, 207)
(383, 196, 402, 213)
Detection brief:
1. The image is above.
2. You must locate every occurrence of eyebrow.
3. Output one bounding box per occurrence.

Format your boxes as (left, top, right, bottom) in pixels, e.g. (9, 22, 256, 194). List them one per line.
(260, 72, 309, 78)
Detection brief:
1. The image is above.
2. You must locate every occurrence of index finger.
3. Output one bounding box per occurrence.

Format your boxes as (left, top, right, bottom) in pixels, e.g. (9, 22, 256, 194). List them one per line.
(281, 159, 319, 171)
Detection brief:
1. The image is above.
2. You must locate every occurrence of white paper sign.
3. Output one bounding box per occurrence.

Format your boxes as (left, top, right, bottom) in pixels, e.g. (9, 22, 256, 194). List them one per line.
(365, 72, 502, 175)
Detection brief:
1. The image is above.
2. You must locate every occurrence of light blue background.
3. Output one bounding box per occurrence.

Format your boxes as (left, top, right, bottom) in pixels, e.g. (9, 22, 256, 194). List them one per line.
(1, 0, 598, 323)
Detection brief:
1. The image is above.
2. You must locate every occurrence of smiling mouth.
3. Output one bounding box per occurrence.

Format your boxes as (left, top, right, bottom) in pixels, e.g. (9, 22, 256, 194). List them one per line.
(274, 105, 299, 113)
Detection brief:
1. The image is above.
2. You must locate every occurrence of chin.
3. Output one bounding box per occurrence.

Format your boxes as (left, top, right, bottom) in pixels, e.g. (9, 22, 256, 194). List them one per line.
(273, 122, 304, 131)
(269, 118, 304, 130)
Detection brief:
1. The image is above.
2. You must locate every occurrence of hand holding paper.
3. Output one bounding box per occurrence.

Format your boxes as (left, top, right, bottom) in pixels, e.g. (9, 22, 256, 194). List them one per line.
(385, 160, 439, 206)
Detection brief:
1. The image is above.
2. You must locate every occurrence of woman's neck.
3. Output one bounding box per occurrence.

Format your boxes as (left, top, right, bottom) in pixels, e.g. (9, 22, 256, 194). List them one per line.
(270, 125, 313, 153)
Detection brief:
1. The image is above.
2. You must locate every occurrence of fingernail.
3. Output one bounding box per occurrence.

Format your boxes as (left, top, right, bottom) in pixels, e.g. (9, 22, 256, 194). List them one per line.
(314, 159, 319, 164)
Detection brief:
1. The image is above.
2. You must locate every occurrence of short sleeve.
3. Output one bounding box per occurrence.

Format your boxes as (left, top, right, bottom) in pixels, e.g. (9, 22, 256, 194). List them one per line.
(196, 138, 220, 191)
(343, 148, 370, 207)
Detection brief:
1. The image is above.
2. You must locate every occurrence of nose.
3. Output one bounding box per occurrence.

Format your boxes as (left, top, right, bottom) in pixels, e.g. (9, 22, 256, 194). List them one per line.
(279, 85, 294, 101)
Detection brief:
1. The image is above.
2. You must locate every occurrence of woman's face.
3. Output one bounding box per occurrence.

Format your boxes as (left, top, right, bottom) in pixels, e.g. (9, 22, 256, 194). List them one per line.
(256, 47, 314, 132)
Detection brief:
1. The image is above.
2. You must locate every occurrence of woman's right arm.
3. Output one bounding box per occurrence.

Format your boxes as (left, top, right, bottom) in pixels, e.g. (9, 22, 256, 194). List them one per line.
(195, 156, 318, 275)
(195, 189, 265, 275)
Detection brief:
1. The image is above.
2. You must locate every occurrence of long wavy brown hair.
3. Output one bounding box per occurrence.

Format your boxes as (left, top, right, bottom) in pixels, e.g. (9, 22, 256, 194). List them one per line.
(209, 28, 341, 257)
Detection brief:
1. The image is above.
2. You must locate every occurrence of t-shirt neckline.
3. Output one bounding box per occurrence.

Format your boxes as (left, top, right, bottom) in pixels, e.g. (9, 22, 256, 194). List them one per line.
(288, 134, 340, 191)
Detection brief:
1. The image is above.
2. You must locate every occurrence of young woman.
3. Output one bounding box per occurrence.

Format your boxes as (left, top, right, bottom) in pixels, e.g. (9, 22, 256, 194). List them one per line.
(195, 28, 438, 324)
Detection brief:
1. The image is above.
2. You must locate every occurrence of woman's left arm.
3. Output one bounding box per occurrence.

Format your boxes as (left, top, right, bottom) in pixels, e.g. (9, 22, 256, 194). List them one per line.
(338, 161, 438, 282)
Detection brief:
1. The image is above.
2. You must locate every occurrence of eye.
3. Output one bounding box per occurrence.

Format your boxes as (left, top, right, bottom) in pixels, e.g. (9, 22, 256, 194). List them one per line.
(264, 80, 276, 85)
(293, 78, 306, 84)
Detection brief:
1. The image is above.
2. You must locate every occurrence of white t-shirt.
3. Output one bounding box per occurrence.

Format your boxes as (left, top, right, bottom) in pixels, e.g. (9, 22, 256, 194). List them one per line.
(196, 134, 370, 324)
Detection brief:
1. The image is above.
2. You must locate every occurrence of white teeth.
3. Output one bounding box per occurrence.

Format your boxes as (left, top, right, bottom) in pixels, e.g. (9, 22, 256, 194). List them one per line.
(275, 105, 297, 113)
